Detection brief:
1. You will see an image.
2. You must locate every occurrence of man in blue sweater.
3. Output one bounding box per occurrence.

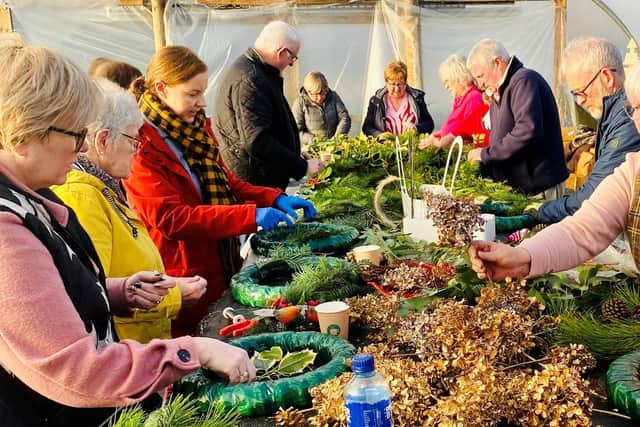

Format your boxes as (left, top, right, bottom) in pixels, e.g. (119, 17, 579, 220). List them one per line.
(466, 39, 568, 198)
(534, 37, 640, 224)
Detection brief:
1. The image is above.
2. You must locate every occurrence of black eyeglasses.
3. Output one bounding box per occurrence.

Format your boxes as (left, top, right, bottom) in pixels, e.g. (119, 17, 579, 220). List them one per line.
(570, 68, 616, 101)
(284, 48, 298, 63)
(624, 102, 640, 120)
(121, 133, 143, 152)
(48, 126, 88, 153)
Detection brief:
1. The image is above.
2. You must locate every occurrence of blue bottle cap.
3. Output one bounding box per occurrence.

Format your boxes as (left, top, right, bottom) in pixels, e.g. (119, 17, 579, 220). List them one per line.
(352, 353, 375, 373)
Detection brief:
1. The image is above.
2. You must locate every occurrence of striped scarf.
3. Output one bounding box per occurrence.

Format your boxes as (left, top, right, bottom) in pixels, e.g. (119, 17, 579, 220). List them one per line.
(627, 173, 640, 270)
(384, 93, 417, 136)
(139, 91, 235, 206)
(139, 91, 241, 278)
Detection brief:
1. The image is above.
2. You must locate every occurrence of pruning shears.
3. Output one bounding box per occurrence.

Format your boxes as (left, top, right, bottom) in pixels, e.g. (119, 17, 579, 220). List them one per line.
(218, 307, 277, 337)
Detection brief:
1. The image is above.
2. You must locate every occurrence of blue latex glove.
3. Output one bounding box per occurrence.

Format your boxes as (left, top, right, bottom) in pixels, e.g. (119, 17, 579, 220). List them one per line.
(256, 207, 294, 231)
(273, 195, 317, 220)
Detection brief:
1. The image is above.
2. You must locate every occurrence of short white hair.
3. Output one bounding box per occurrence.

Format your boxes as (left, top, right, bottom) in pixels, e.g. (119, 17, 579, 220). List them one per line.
(467, 39, 510, 69)
(625, 62, 640, 101)
(562, 37, 623, 78)
(439, 54, 474, 85)
(254, 20, 300, 52)
(89, 78, 143, 141)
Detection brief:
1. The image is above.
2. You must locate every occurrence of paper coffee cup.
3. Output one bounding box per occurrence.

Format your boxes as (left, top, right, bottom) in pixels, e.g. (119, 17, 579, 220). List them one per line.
(352, 245, 382, 266)
(315, 301, 350, 339)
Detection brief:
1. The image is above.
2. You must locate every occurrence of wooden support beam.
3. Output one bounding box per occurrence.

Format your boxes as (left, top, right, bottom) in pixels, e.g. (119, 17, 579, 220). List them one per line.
(553, 0, 567, 124)
(0, 5, 14, 33)
(151, 0, 166, 52)
(118, 0, 145, 6)
(399, 0, 421, 89)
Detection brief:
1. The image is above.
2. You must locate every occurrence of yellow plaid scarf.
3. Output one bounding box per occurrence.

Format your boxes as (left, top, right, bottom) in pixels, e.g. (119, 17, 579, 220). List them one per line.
(140, 91, 242, 277)
(140, 91, 235, 206)
(627, 173, 640, 270)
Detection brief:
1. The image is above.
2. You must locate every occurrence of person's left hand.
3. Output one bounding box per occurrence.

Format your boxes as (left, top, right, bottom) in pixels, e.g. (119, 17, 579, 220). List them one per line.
(300, 151, 312, 160)
(273, 194, 317, 220)
(419, 134, 438, 150)
(467, 147, 484, 162)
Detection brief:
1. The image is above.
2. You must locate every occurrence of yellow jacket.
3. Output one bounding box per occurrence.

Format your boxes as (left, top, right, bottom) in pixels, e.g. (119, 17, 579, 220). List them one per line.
(53, 169, 181, 343)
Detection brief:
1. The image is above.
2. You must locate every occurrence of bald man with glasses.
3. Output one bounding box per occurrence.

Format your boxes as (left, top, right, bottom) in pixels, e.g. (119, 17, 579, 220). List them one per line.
(533, 37, 640, 225)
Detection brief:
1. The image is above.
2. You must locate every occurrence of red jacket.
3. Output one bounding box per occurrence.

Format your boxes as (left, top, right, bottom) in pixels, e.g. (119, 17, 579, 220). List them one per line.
(123, 121, 281, 336)
(434, 85, 490, 148)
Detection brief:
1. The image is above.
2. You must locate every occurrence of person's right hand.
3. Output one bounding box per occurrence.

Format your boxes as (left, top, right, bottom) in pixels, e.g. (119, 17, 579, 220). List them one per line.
(468, 240, 532, 281)
(192, 337, 256, 383)
(419, 134, 438, 150)
(256, 207, 294, 230)
(125, 271, 175, 310)
(306, 158, 325, 177)
(176, 275, 207, 308)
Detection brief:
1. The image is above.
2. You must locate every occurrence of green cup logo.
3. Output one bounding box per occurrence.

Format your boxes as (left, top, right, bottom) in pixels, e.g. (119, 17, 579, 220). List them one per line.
(326, 324, 341, 336)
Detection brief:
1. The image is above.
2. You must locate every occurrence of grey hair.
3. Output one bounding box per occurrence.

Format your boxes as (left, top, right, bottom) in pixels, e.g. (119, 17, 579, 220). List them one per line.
(303, 71, 328, 94)
(254, 20, 300, 52)
(562, 37, 624, 78)
(625, 62, 640, 101)
(439, 54, 474, 85)
(88, 78, 143, 142)
(0, 44, 100, 151)
(467, 39, 510, 69)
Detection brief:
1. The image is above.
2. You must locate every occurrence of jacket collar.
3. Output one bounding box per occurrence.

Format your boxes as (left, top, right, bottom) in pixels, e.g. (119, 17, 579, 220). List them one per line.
(601, 88, 627, 122)
(245, 48, 281, 78)
(498, 56, 523, 97)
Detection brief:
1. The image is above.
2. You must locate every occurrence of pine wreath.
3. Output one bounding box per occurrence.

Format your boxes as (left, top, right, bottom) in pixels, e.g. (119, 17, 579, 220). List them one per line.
(606, 350, 640, 420)
(173, 331, 356, 417)
(250, 222, 359, 256)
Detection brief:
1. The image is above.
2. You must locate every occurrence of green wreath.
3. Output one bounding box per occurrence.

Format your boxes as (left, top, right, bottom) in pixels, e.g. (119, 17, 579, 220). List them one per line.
(231, 257, 317, 307)
(606, 350, 640, 419)
(250, 222, 359, 256)
(231, 256, 363, 307)
(174, 331, 356, 417)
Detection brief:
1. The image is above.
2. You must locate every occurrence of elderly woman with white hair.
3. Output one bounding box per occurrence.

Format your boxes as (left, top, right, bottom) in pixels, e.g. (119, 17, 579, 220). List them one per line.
(53, 79, 207, 344)
(469, 61, 640, 281)
(292, 71, 351, 146)
(0, 44, 254, 426)
(419, 54, 489, 150)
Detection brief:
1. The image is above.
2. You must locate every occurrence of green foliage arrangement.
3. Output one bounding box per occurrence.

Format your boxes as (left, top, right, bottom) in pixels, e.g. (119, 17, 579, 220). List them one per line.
(103, 395, 240, 427)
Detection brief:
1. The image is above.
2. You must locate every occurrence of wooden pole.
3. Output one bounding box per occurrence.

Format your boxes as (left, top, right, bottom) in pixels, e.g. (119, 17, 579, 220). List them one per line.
(151, 0, 167, 52)
(400, 0, 421, 89)
(553, 0, 567, 124)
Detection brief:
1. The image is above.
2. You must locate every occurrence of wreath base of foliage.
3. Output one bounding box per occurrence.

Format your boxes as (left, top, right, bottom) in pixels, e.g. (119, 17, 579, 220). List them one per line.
(250, 222, 359, 256)
(606, 350, 640, 419)
(231, 256, 333, 307)
(173, 331, 356, 417)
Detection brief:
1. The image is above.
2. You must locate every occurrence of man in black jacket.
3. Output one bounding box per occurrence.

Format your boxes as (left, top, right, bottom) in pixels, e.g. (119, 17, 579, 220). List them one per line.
(214, 21, 324, 191)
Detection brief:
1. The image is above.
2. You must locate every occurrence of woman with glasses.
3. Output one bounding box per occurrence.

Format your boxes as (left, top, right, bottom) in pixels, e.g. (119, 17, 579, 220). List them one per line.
(53, 79, 207, 344)
(0, 43, 256, 426)
(362, 60, 434, 138)
(419, 54, 489, 150)
(469, 61, 640, 283)
(292, 71, 351, 147)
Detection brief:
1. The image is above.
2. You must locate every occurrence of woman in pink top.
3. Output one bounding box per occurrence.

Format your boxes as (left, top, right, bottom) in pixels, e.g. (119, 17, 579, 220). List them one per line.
(468, 62, 640, 280)
(0, 43, 254, 426)
(420, 54, 489, 150)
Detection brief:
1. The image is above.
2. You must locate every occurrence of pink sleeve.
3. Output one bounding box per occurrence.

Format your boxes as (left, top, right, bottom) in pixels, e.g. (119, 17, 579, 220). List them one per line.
(0, 214, 200, 408)
(520, 152, 639, 276)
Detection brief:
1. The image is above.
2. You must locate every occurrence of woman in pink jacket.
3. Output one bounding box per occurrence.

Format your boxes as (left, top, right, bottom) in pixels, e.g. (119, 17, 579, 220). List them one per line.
(469, 62, 640, 279)
(0, 43, 254, 426)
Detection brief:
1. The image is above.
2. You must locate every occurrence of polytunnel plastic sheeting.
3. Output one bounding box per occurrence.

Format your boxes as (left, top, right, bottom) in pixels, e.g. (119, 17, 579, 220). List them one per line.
(165, 0, 374, 126)
(166, 0, 554, 133)
(8, 0, 154, 74)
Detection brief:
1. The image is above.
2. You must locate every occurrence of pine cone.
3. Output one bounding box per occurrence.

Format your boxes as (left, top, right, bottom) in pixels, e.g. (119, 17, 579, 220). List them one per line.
(346, 251, 356, 264)
(631, 305, 640, 320)
(532, 223, 547, 233)
(275, 407, 305, 427)
(601, 298, 628, 321)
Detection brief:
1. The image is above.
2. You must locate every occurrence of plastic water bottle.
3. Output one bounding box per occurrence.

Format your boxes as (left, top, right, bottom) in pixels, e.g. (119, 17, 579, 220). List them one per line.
(344, 354, 393, 427)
